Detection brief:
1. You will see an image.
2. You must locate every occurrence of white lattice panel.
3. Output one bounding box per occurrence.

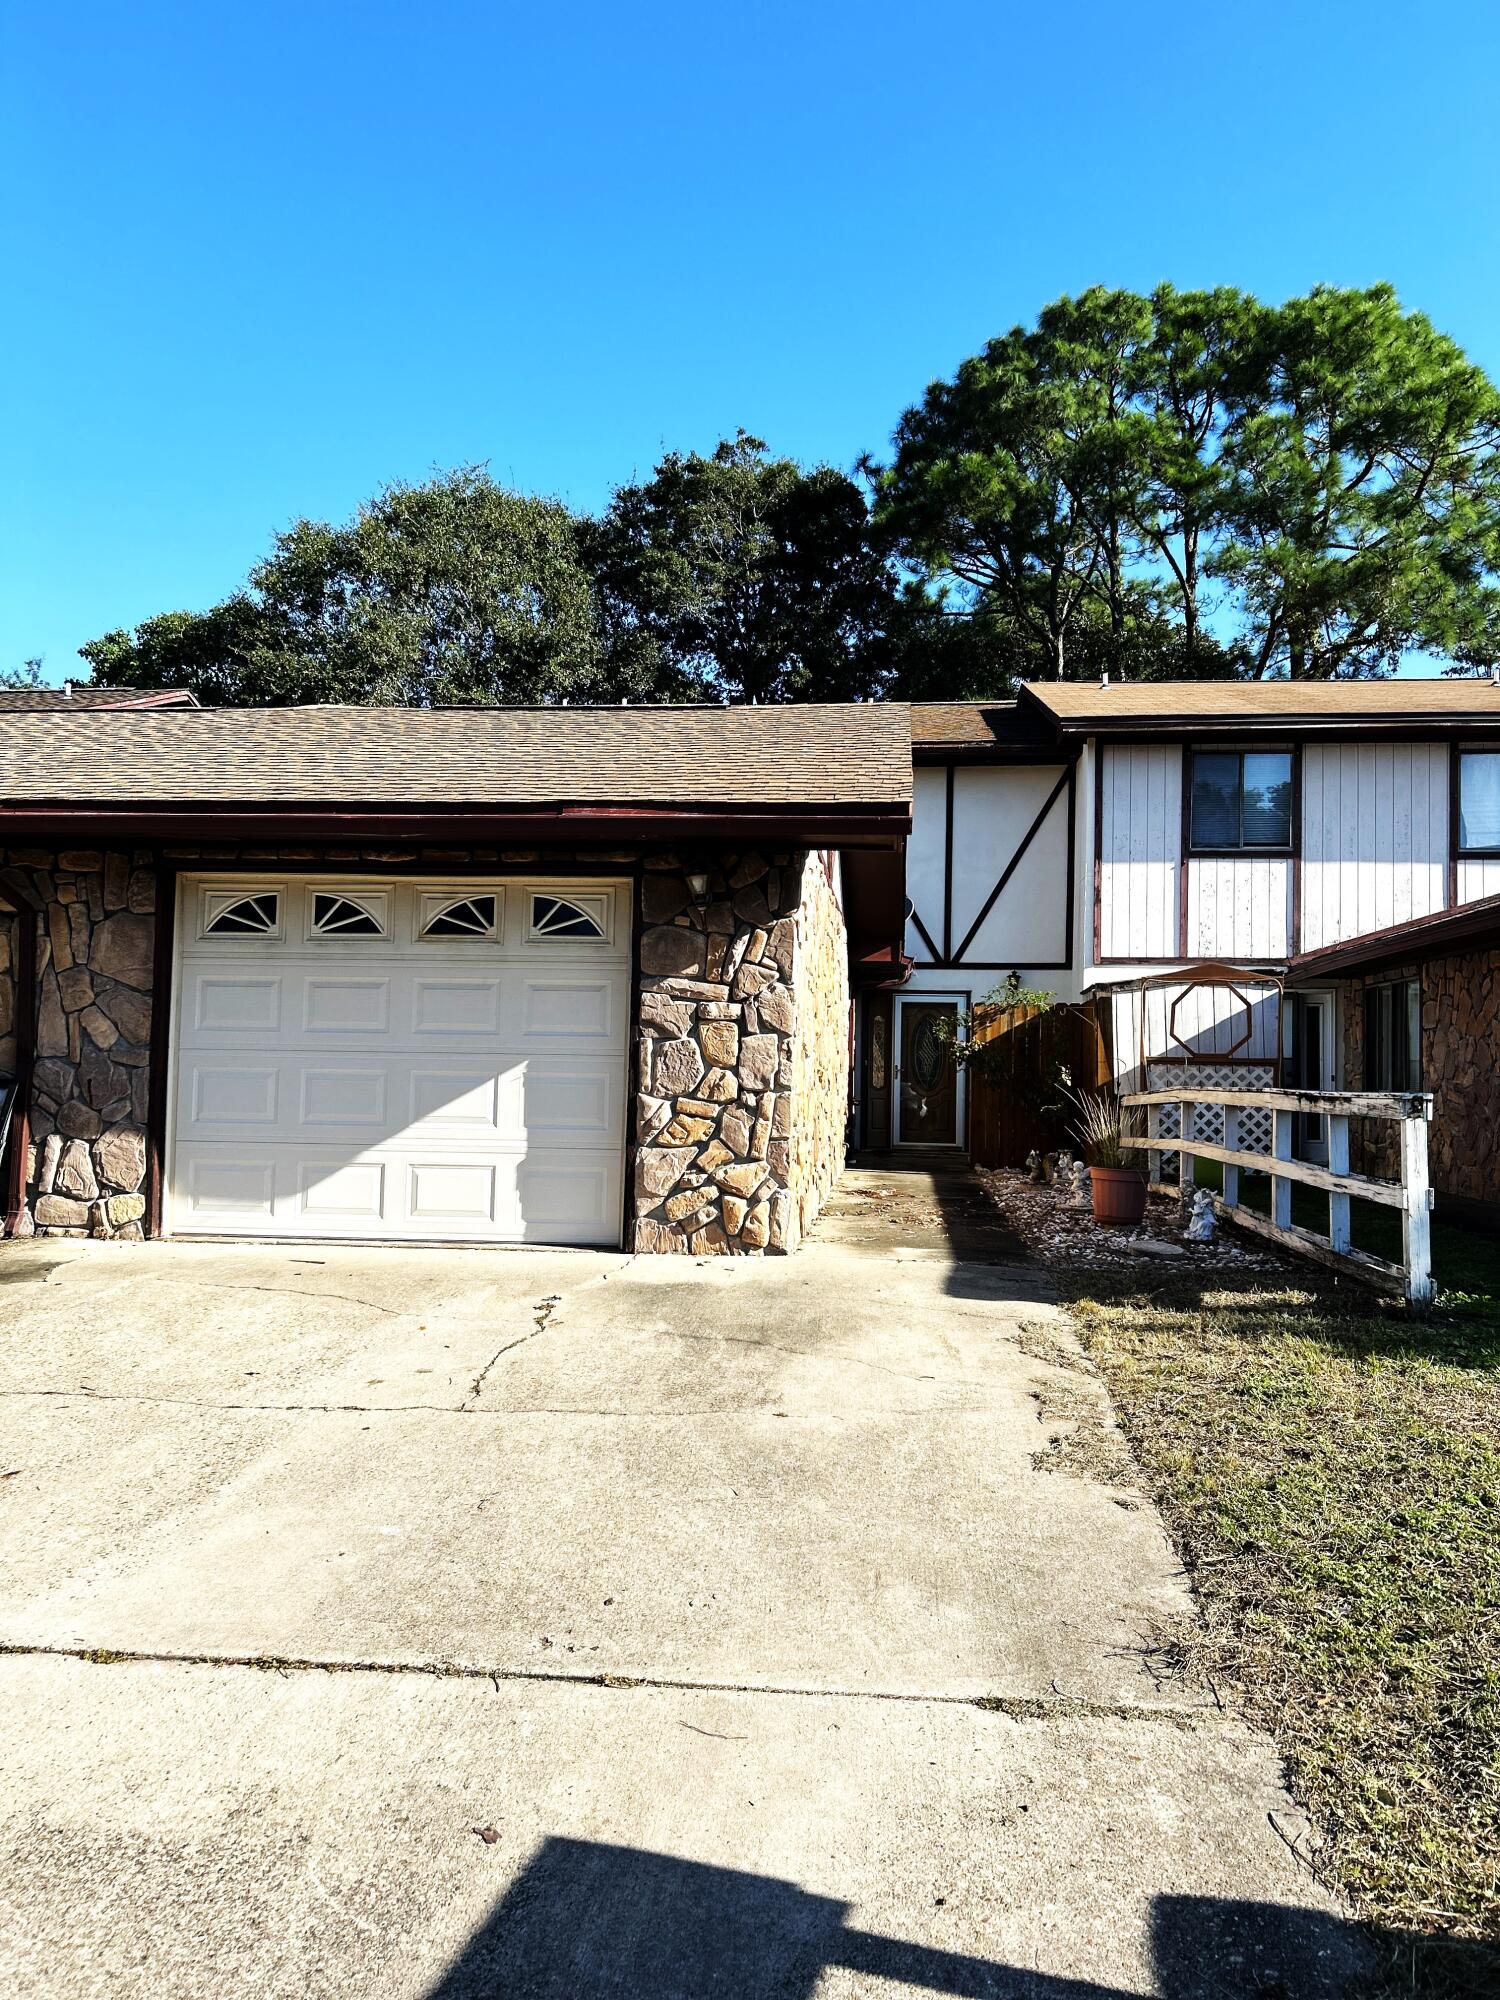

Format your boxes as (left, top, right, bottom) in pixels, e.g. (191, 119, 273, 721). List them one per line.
(1146, 1064, 1275, 1174)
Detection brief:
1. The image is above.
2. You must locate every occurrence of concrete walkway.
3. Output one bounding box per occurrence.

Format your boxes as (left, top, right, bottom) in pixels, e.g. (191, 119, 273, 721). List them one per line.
(0, 1166, 1367, 1997)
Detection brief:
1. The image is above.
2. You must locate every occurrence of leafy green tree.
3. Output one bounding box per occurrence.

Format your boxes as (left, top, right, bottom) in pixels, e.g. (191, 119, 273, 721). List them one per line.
(0, 659, 48, 689)
(1214, 285, 1500, 677)
(591, 431, 899, 702)
(871, 326, 1109, 681)
(874, 284, 1500, 681)
(83, 471, 624, 707)
(1125, 284, 1260, 667)
(1030, 287, 1155, 648)
(83, 599, 285, 705)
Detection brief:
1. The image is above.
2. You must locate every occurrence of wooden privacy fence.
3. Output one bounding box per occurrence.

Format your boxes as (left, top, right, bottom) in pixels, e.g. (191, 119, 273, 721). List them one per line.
(968, 1003, 1104, 1169)
(1122, 1086, 1435, 1305)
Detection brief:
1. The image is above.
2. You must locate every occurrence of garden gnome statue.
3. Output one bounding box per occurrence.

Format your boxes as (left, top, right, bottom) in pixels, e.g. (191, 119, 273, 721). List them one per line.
(1186, 1186, 1217, 1243)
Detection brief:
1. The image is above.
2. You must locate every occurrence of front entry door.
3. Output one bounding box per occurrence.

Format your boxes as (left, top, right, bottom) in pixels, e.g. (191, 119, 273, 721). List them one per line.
(896, 999, 959, 1145)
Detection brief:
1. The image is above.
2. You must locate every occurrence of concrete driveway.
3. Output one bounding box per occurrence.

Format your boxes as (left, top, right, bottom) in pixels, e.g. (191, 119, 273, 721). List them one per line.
(0, 1167, 1366, 1997)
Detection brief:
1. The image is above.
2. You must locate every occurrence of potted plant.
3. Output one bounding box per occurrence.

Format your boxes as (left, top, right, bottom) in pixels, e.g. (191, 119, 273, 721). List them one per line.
(1065, 1082, 1148, 1226)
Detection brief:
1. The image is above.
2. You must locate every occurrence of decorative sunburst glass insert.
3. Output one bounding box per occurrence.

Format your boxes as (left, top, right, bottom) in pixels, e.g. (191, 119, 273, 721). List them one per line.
(311, 892, 384, 937)
(205, 893, 279, 936)
(421, 895, 498, 939)
(530, 894, 605, 940)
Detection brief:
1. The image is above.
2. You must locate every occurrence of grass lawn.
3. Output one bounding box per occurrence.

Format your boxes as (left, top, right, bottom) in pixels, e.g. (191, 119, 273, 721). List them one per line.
(1053, 1212, 1500, 1997)
(1194, 1157, 1500, 1317)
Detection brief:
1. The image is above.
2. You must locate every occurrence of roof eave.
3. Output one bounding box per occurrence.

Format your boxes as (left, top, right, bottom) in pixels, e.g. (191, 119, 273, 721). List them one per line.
(0, 798, 912, 850)
(1036, 707, 1500, 739)
(910, 741, 1077, 766)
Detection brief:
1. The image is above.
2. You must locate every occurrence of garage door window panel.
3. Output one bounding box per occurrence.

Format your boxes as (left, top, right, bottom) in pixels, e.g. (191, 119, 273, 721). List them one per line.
(202, 890, 281, 939)
(310, 891, 388, 938)
(529, 892, 609, 942)
(419, 892, 501, 940)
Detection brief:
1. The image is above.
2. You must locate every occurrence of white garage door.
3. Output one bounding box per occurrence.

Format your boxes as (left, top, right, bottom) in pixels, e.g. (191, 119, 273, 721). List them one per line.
(168, 875, 630, 1245)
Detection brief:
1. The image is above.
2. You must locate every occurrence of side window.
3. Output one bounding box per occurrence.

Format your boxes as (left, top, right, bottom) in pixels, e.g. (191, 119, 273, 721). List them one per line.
(1458, 751, 1500, 853)
(1189, 750, 1293, 850)
(1363, 980, 1421, 1090)
(203, 890, 281, 938)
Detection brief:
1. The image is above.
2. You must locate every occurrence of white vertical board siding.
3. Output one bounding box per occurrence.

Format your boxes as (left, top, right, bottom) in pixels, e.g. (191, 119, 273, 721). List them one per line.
(1186, 857, 1290, 960)
(1458, 857, 1500, 903)
(1073, 742, 1096, 980)
(1099, 746, 1181, 959)
(1301, 744, 1448, 949)
(949, 764, 1070, 966)
(904, 765, 948, 961)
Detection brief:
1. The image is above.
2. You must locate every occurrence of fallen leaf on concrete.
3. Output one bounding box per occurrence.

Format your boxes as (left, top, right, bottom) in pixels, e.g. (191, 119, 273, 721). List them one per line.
(473, 1826, 500, 1845)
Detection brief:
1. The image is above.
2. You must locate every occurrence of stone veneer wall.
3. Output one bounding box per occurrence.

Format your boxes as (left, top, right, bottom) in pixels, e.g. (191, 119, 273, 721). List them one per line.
(788, 851, 850, 1243)
(1, 846, 156, 1239)
(1346, 952, 1500, 1208)
(632, 846, 849, 1254)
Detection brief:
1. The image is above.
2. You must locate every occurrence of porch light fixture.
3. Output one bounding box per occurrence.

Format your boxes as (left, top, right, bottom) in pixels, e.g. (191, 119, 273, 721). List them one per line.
(686, 871, 710, 903)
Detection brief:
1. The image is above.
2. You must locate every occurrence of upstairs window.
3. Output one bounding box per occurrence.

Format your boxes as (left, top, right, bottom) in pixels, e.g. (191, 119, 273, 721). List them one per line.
(1458, 751, 1500, 853)
(1189, 750, 1293, 851)
(1363, 979, 1421, 1091)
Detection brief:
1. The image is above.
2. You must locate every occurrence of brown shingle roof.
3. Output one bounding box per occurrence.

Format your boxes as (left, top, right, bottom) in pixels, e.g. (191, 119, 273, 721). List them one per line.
(0, 685, 198, 710)
(0, 703, 911, 809)
(1023, 677, 1500, 730)
(908, 702, 1018, 745)
(907, 701, 1058, 755)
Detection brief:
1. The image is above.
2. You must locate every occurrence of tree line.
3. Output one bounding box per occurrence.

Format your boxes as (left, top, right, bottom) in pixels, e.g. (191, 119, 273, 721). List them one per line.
(80, 283, 1500, 705)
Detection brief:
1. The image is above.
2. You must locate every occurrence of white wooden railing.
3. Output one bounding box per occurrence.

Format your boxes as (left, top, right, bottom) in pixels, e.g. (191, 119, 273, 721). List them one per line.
(1121, 1087, 1436, 1305)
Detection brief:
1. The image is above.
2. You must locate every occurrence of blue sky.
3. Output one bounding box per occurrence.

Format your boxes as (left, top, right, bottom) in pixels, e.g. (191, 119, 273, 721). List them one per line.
(5, 0, 1498, 681)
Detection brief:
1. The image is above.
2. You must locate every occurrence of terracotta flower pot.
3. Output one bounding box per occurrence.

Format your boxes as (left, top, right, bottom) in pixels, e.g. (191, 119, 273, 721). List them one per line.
(1090, 1165, 1148, 1226)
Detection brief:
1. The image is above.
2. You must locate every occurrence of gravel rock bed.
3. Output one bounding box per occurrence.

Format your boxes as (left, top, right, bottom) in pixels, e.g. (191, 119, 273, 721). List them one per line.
(975, 1167, 1287, 1277)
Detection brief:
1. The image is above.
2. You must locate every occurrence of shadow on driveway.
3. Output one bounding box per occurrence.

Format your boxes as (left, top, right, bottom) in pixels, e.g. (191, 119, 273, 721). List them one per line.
(423, 1836, 1375, 1998)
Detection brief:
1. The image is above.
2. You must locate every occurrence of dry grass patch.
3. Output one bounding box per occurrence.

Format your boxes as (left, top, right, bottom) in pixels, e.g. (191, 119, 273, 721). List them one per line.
(1057, 1263, 1499, 1998)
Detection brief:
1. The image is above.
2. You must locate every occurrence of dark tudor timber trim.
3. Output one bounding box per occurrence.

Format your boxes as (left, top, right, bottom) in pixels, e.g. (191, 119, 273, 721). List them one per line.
(906, 759, 1077, 975)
